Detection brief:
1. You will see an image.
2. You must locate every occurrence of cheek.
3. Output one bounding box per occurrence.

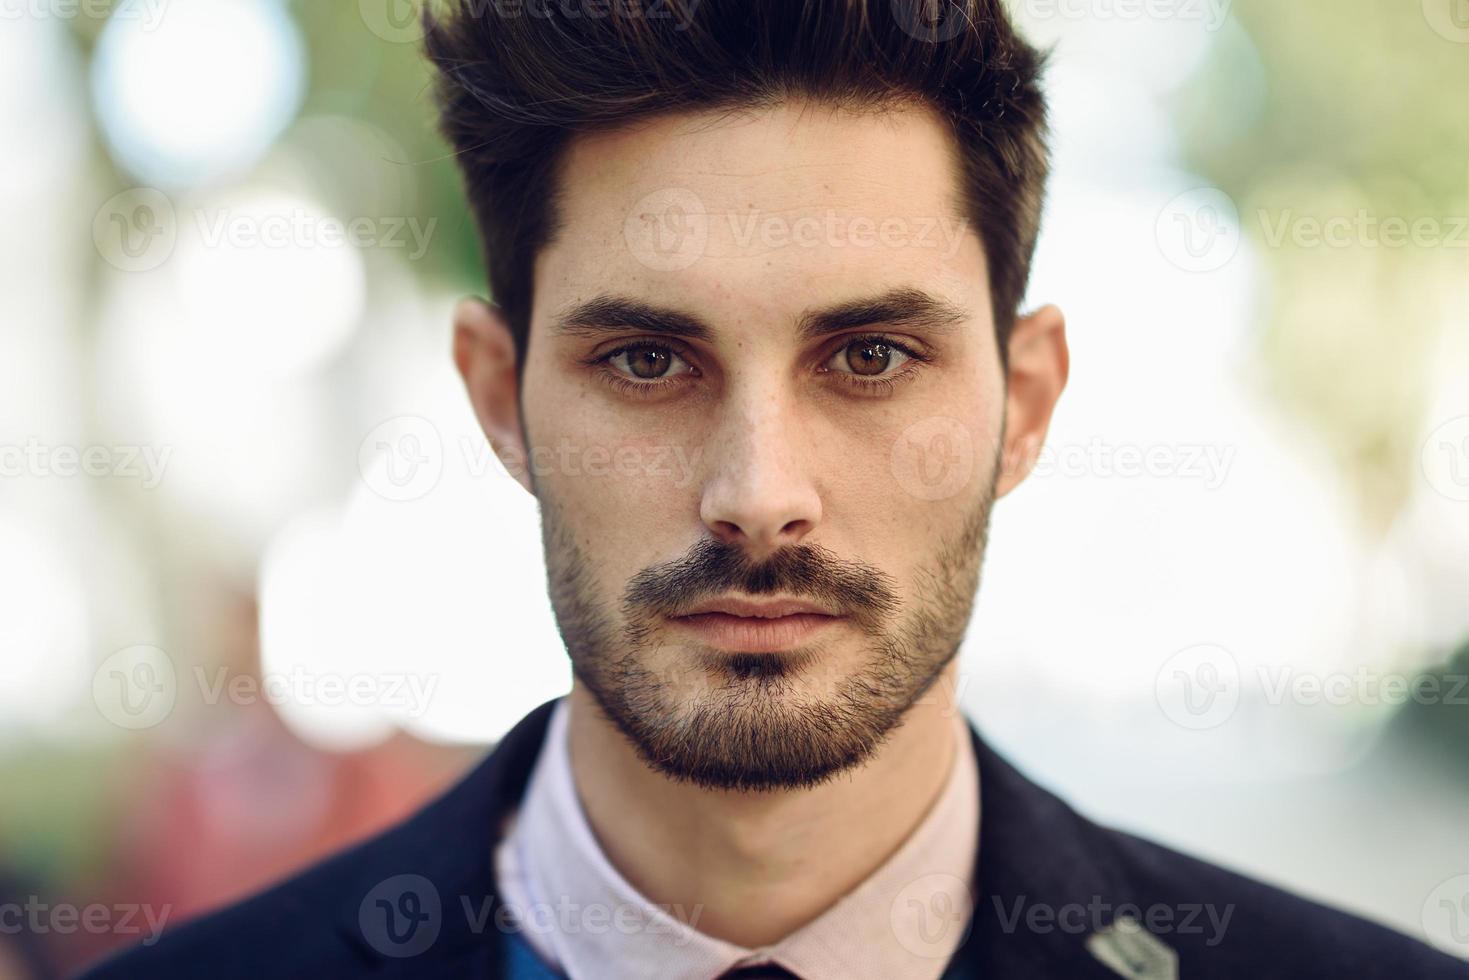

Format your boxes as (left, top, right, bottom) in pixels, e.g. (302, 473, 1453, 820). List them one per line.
(795, 397, 995, 594)
(885, 415, 996, 509)
(820, 382, 999, 514)
(522, 352, 711, 571)
(528, 414, 701, 572)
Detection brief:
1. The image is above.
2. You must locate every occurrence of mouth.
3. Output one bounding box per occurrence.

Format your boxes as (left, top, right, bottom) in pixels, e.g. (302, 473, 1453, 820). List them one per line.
(668, 597, 845, 653)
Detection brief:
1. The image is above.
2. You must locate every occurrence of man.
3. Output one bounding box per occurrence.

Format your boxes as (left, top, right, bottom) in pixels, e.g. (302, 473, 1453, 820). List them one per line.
(82, 1, 1468, 977)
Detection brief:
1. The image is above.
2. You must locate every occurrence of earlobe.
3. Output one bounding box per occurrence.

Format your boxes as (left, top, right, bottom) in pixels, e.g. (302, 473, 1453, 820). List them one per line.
(452, 296, 533, 495)
(994, 303, 1068, 499)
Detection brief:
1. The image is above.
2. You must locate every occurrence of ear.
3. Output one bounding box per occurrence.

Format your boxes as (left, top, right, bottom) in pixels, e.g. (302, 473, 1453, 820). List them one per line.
(453, 296, 533, 495)
(994, 304, 1068, 499)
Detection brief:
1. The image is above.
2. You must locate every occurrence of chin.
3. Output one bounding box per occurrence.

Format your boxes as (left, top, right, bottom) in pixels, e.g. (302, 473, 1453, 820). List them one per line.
(589, 648, 917, 793)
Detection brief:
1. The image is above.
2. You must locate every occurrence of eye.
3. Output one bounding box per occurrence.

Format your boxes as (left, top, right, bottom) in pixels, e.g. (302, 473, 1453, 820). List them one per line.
(830, 337, 907, 377)
(823, 335, 915, 378)
(596, 341, 696, 391)
(817, 333, 931, 396)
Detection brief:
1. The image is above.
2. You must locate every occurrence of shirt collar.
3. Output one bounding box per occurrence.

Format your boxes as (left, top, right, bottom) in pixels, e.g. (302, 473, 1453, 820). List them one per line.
(497, 698, 979, 980)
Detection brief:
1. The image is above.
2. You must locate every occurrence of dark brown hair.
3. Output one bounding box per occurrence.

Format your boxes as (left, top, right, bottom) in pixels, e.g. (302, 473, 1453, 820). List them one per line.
(423, 0, 1051, 370)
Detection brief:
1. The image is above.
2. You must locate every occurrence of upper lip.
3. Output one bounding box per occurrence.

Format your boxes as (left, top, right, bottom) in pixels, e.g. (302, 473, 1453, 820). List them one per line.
(675, 596, 842, 619)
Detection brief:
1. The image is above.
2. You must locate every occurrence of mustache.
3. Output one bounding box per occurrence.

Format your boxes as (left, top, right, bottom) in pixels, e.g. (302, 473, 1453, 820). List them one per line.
(622, 538, 901, 632)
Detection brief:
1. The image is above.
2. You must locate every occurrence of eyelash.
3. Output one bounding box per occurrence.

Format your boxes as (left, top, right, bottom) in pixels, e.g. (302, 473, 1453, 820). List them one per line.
(589, 334, 931, 399)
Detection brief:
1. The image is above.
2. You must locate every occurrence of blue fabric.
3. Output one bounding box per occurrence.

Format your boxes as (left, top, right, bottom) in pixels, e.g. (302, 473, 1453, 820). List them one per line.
(502, 928, 564, 980)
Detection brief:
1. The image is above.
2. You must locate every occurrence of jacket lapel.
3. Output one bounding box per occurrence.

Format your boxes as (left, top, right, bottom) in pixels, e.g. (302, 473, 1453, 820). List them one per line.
(943, 727, 1127, 978)
(336, 698, 1125, 978)
(333, 698, 559, 974)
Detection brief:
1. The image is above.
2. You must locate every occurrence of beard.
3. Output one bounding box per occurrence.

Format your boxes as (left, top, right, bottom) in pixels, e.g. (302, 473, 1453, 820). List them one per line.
(536, 459, 998, 793)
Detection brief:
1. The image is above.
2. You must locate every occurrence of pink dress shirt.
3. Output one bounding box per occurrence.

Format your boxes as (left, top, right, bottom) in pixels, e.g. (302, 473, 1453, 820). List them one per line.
(493, 697, 980, 980)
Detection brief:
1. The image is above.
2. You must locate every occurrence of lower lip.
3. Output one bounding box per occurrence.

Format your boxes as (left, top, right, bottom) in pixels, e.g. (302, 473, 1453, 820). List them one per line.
(669, 612, 843, 652)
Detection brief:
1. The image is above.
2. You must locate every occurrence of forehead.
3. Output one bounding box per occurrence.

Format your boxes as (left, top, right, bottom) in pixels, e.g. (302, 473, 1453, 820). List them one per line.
(533, 99, 990, 332)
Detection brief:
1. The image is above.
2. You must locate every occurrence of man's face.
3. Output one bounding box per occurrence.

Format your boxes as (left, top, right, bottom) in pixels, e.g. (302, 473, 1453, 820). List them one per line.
(517, 100, 1008, 791)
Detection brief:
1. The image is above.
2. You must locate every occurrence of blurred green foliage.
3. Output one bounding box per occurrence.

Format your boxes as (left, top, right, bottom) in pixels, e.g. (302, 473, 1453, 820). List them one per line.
(1185, 0, 1469, 530)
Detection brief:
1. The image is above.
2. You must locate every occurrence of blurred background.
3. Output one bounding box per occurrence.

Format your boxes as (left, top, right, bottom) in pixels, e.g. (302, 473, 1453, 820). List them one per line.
(2, 0, 1467, 974)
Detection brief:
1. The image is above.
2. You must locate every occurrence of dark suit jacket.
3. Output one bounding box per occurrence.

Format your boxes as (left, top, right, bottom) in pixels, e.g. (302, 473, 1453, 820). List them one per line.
(78, 697, 1468, 978)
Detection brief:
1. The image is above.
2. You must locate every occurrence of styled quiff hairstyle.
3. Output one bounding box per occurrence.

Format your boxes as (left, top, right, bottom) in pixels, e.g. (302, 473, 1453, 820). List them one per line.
(423, 0, 1050, 369)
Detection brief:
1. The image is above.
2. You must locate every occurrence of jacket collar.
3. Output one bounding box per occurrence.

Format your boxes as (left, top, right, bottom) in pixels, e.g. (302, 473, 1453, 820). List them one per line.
(333, 697, 559, 970)
(337, 697, 1123, 976)
(949, 724, 1121, 976)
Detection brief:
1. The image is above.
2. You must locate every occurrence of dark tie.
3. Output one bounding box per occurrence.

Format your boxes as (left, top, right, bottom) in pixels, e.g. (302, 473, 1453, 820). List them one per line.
(715, 966, 802, 979)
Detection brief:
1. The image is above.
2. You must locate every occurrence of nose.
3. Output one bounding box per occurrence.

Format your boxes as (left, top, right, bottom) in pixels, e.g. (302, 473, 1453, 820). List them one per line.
(699, 387, 822, 559)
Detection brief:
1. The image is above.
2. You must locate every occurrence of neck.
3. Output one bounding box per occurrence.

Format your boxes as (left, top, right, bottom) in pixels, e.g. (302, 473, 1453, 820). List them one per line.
(566, 660, 966, 947)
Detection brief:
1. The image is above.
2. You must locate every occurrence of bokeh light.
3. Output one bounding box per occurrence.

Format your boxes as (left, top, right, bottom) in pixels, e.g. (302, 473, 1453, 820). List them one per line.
(0, 520, 91, 734)
(91, 0, 306, 188)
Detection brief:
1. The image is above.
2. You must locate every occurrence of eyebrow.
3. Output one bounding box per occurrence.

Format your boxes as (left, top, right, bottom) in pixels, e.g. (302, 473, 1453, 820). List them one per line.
(550, 287, 969, 344)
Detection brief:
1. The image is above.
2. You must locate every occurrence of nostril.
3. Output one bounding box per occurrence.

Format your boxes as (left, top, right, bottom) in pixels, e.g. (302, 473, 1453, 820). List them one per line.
(780, 518, 811, 537)
(711, 520, 744, 544)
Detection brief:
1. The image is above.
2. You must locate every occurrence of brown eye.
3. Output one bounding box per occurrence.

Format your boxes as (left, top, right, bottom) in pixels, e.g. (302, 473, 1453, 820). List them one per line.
(626, 345, 672, 379)
(845, 339, 892, 376)
(604, 343, 693, 383)
(825, 336, 912, 378)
